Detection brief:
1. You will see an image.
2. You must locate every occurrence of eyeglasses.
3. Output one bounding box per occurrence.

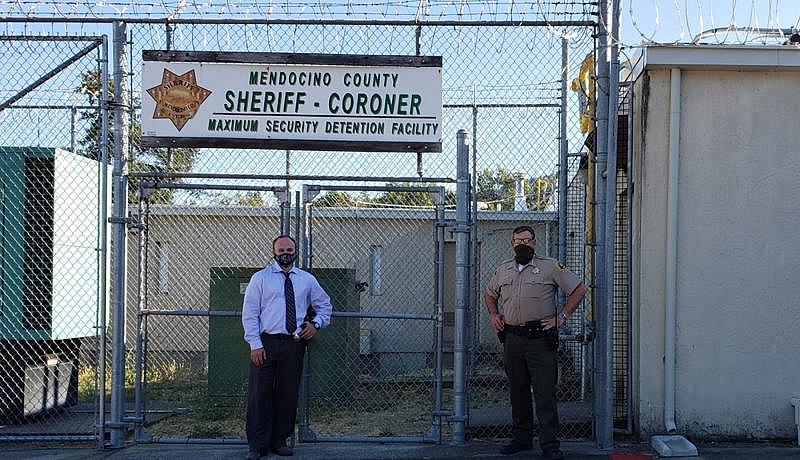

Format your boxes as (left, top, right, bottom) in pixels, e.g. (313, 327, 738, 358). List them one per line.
(512, 237, 533, 245)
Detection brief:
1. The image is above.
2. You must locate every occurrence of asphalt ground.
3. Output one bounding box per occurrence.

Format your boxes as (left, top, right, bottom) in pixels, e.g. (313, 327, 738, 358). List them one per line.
(2, 440, 800, 459)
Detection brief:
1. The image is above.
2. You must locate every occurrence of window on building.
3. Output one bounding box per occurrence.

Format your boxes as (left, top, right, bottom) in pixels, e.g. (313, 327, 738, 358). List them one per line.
(156, 241, 169, 295)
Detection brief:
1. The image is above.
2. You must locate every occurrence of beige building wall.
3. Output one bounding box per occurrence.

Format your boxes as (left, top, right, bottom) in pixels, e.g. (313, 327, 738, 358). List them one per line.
(631, 47, 800, 438)
(124, 208, 568, 374)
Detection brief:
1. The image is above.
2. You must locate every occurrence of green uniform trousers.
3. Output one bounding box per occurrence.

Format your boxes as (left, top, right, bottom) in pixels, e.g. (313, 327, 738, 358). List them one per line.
(503, 331, 560, 451)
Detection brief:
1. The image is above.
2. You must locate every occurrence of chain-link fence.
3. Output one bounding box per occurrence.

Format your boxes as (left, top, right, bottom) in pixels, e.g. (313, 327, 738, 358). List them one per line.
(1, 0, 607, 447)
(613, 81, 633, 432)
(0, 35, 109, 442)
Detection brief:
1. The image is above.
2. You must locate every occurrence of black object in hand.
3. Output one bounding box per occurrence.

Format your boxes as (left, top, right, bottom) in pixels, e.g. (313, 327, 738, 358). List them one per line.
(304, 306, 317, 323)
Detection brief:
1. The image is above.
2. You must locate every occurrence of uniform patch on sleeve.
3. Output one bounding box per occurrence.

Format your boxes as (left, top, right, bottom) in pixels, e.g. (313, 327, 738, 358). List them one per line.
(555, 260, 566, 270)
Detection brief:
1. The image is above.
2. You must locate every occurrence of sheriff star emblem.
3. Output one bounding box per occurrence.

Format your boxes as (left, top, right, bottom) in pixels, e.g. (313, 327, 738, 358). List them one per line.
(146, 69, 211, 131)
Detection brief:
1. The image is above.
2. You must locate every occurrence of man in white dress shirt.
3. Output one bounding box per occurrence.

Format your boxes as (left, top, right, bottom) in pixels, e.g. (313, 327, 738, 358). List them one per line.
(242, 235, 332, 459)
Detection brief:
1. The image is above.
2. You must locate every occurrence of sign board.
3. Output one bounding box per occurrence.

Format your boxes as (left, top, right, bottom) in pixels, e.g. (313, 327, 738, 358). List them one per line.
(141, 51, 442, 152)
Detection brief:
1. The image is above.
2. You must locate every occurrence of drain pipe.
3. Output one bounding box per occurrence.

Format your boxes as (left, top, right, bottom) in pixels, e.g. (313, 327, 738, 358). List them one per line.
(664, 67, 680, 434)
(650, 68, 698, 458)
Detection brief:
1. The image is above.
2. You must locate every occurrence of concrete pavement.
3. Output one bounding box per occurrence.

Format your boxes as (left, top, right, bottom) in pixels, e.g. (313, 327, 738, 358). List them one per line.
(1, 440, 800, 459)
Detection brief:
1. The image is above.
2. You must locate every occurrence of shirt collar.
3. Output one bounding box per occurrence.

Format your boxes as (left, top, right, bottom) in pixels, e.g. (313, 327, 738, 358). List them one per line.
(270, 262, 298, 275)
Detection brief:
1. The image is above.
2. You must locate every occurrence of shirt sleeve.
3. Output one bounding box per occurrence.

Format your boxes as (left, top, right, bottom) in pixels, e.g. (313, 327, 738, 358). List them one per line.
(241, 272, 264, 350)
(553, 260, 581, 295)
(307, 276, 333, 328)
(485, 268, 501, 299)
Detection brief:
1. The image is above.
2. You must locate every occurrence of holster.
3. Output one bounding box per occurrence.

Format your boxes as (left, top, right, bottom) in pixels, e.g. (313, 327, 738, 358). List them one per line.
(505, 320, 559, 351)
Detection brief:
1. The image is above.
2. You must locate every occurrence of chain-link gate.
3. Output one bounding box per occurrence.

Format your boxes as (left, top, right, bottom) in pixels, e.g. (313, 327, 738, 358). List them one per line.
(128, 181, 288, 441)
(298, 183, 449, 442)
(1, 0, 611, 448)
(0, 35, 109, 443)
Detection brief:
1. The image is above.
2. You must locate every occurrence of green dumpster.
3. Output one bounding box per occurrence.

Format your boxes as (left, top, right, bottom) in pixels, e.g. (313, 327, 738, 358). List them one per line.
(208, 267, 258, 398)
(307, 268, 360, 403)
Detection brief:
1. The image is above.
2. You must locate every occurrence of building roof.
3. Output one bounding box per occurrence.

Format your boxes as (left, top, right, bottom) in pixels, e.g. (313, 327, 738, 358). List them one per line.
(629, 44, 800, 81)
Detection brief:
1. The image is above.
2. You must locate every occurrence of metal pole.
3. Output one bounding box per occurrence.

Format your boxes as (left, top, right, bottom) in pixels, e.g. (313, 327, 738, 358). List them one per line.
(109, 20, 130, 449)
(294, 190, 301, 255)
(593, 0, 614, 450)
(451, 129, 470, 444)
(604, 0, 622, 443)
(133, 197, 145, 441)
(70, 106, 77, 153)
(97, 34, 110, 450)
(430, 200, 446, 441)
(467, 93, 479, 414)
(280, 191, 290, 235)
(283, 150, 291, 235)
(558, 37, 569, 266)
(297, 187, 312, 441)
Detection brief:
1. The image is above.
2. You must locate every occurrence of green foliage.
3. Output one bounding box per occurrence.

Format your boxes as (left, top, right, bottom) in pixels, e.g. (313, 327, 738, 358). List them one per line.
(477, 167, 555, 211)
(312, 186, 454, 208)
(208, 191, 266, 207)
(75, 70, 201, 204)
(312, 190, 357, 207)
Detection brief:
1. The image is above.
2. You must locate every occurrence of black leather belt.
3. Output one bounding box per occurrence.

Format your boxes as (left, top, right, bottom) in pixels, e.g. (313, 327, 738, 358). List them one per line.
(261, 332, 295, 340)
(505, 321, 552, 339)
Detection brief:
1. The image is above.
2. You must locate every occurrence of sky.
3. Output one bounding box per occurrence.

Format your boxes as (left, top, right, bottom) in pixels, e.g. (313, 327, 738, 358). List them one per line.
(3, 0, 800, 206)
(620, 0, 800, 47)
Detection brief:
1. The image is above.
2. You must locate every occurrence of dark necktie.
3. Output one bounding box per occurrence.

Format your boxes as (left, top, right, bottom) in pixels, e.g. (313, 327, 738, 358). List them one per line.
(283, 272, 296, 334)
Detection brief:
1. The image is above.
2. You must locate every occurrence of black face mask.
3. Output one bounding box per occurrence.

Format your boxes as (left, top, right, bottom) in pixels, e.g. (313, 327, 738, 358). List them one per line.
(513, 244, 534, 265)
(275, 253, 296, 267)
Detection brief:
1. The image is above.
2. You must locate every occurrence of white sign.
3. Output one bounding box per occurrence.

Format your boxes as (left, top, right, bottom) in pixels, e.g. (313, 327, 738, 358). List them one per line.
(141, 53, 442, 152)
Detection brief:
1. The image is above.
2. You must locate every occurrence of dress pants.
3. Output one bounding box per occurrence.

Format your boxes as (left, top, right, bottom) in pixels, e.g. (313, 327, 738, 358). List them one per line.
(246, 333, 306, 452)
(503, 331, 560, 452)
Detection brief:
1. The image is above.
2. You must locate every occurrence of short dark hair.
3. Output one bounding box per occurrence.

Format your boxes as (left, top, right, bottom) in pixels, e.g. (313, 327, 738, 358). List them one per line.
(512, 225, 536, 240)
(272, 235, 297, 251)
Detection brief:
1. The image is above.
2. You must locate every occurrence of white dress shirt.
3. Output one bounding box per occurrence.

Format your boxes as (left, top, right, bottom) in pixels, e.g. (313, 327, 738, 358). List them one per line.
(241, 263, 333, 351)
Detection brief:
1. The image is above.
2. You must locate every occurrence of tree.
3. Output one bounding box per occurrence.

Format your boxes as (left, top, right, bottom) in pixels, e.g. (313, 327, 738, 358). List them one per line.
(372, 183, 455, 207)
(76, 70, 201, 204)
(312, 191, 357, 207)
(477, 168, 555, 211)
(477, 168, 525, 211)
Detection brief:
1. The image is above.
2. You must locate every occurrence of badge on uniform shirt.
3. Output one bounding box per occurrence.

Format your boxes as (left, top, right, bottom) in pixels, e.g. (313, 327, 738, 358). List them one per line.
(531, 267, 541, 274)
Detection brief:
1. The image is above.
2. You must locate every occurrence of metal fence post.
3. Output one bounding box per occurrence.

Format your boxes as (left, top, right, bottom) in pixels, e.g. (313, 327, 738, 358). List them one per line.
(604, 0, 622, 440)
(593, 0, 614, 449)
(297, 186, 313, 442)
(97, 33, 111, 450)
(428, 197, 446, 442)
(109, 20, 130, 449)
(451, 129, 470, 444)
(558, 37, 569, 267)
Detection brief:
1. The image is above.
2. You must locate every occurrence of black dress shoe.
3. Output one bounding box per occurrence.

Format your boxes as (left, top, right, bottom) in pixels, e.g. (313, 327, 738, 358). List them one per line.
(244, 451, 262, 460)
(499, 442, 533, 455)
(271, 441, 293, 457)
(544, 447, 565, 460)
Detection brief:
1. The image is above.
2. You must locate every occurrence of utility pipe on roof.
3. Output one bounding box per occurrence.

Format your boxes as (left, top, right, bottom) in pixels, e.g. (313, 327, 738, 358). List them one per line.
(665, 67, 681, 433)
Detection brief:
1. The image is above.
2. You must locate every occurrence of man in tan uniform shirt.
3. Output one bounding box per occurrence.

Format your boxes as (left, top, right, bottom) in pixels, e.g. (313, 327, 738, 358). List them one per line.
(485, 225, 587, 458)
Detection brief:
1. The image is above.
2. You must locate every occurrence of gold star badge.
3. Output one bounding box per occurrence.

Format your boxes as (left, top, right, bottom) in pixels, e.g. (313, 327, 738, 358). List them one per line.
(146, 69, 211, 131)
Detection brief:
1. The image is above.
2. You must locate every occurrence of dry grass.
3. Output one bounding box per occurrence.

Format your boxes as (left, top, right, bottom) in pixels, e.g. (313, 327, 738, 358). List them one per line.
(77, 361, 515, 440)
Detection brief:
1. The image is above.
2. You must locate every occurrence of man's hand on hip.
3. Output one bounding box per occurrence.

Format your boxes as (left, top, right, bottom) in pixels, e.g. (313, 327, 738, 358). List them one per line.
(490, 313, 505, 332)
(250, 348, 266, 366)
(298, 321, 318, 341)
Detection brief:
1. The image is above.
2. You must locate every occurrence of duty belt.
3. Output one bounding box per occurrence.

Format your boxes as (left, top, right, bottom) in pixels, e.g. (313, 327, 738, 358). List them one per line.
(505, 320, 554, 339)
